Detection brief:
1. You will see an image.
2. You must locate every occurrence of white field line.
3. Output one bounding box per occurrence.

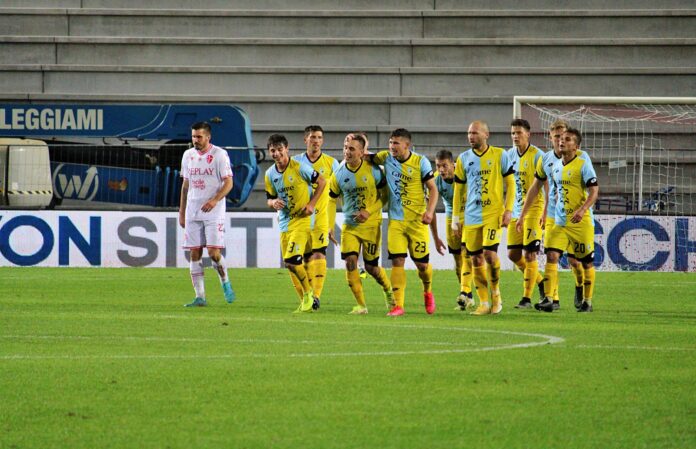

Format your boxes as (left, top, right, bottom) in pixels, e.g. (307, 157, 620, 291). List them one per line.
(0, 316, 564, 360)
(572, 344, 695, 352)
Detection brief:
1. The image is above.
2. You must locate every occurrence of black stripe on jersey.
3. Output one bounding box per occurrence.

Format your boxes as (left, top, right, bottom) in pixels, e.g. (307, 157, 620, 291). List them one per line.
(586, 177, 599, 187)
(422, 170, 434, 183)
(535, 172, 547, 181)
(376, 176, 387, 189)
(266, 191, 278, 199)
(329, 190, 340, 199)
(310, 170, 320, 183)
(503, 167, 515, 177)
(454, 174, 467, 184)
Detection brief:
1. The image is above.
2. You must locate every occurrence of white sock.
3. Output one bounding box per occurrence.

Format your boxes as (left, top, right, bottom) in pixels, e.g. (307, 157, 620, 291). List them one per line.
(190, 259, 205, 298)
(212, 255, 229, 284)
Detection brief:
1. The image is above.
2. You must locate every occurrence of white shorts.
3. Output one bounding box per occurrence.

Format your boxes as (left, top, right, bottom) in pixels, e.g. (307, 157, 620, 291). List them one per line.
(183, 219, 226, 249)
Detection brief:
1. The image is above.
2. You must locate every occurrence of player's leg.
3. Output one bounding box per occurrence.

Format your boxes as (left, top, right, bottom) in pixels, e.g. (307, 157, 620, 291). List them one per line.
(507, 218, 529, 308)
(205, 219, 235, 303)
(183, 220, 206, 307)
(283, 230, 314, 312)
(521, 215, 544, 309)
(308, 219, 329, 308)
(387, 220, 408, 316)
(409, 221, 435, 315)
(482, 218, 503, 314)
(448, 217, 473, 310)
(568, 255, 585, 309)
(360, 225, 393, 309)
(341, 226, 366, 313)
(537, 224, 567, 312)
(570, 217, 596, 312)
(466, 225, 491, 315)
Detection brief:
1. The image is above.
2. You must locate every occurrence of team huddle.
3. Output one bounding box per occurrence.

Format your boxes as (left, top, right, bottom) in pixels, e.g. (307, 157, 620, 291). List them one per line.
(179, 119, 599, 315)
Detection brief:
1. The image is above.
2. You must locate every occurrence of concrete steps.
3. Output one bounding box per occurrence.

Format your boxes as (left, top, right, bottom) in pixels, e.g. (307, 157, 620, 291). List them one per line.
(3, 36, 695, 68)
(3, 64, 694, 98)
(2, 8, 695, 39)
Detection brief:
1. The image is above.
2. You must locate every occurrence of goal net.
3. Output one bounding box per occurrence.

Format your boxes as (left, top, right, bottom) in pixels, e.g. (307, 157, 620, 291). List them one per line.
(513, 96, 696, 271)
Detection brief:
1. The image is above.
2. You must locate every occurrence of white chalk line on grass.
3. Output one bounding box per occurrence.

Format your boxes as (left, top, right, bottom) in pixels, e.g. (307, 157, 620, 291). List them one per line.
(0, 316, 564, 360)
(572, 344, 696, 352)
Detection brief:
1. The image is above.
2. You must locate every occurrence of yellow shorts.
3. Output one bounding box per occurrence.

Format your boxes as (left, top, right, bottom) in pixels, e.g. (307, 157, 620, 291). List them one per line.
(544, 215, 595, 262)
(341, 224, 382, 264)
(281, 228, 312, 264)
(465, 214, 502, 255)
(388, 219, 430, 262)
(508, 216, 543, 252)
(445, 216, 463, 254)
(307, 213, 329, 254)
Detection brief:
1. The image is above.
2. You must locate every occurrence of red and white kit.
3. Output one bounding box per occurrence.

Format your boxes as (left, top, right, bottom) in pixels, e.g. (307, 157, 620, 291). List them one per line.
(181, 144, 233, 249)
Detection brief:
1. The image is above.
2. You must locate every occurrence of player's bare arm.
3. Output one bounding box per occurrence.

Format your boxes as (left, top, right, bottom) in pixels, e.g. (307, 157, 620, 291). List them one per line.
(201, 176, 233, 213)
(178, 178, 189, 228)
(571, 185, 599, 223)
(502, 173, 515, 227)
(422, 178, 438, 225)
(429, 219, 446, 256)
(540, 179, 549, 229)
(302, 174, 326, 216)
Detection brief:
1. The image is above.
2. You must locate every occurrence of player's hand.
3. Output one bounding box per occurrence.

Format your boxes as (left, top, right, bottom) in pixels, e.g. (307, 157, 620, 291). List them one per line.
(571, 207, 585, 223)
(354, 209, 370, 223)
(201, 198, 218, 213)
(421, 211, 434, 225)
(271, 199, 286, 210)
(539, 214, 546, 230)
(328, 229, 338, 245)
(515, 219, 523, 234)
(435, 237, 446, 256)
(301, 204, 315, 216)
(501, 210, 512, 227)
(451, 219, 461, 239)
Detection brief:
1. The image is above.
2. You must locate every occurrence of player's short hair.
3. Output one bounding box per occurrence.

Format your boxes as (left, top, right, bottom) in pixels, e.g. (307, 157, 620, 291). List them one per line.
(435, 149, 454, 161)
(191, 121, 212, 134)
(390, 128, 412, 141)
(549, 119, 569, 132)
(267, 133, 288, 149)
(510, 118, 531, 131)
(304, 125, 324, 136)
(564, 127, 582, 145)
(348, 134, 367, 149)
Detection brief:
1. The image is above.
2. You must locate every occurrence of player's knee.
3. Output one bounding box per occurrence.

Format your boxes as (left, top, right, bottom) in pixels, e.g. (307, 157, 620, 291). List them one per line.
(412, 254, 430, 265)
(284, 255, 303, 267)
(507, 247, 522, 261)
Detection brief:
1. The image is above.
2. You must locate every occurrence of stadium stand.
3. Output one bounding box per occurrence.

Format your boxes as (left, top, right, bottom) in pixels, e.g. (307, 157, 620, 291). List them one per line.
(0, 2, 694, 209)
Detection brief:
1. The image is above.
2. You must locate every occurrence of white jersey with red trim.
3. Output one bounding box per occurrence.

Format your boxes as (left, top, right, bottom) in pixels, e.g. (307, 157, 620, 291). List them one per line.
(181, 144, 233, 221)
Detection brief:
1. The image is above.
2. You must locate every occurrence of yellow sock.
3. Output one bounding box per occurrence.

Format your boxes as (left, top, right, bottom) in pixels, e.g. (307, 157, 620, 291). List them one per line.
(289, 271, 304, 300)
(417, 264, 433, 293)
(309, 259, 327, 299)
(543, 263, 558, 301)
(473, 264, 489, 302)
(571, 263, 584, 287)
(453, 253, 463, 284)
(487, 259, 501, 295)
(460, 254, 473, 294)
(290, 264, 311, 293)
(513, 258, 526, 272)
(370, 266, 392, 292)
(523, 260, 538, 299)
(346, 269, 365, 306)
(583, 266, 595, 303)
(391, 266, 406, 308)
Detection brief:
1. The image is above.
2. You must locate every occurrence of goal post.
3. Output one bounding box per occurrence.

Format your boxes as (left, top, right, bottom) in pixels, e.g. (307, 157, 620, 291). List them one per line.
(512, 96, 696, 271)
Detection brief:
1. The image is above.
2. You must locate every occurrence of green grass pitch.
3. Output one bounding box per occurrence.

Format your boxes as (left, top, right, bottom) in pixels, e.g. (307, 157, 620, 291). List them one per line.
(1, 267, 695, 449)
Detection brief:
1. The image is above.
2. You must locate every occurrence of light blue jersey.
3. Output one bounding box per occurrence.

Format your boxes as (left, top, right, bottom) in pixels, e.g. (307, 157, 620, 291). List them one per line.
(548, 150, 597, 227)
(434, 172, 456, 218)
(508, 144, 544, 219)
(264, 159, 317, 232)
(454, 145, 514, 226)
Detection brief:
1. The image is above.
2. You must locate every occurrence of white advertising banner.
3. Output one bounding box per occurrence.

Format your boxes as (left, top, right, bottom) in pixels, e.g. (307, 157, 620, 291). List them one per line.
(0, 211, 694, 272)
